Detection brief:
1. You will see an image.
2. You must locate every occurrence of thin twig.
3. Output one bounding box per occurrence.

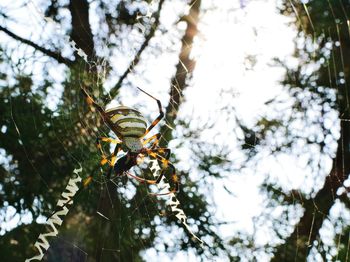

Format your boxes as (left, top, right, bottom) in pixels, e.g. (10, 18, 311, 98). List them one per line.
(0, 25, 74, 66)
(103, 0, 166, 103)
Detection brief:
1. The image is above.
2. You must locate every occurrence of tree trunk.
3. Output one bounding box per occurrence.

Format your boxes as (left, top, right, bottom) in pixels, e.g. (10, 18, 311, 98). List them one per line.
(68, 0, 95, 60)
(272, 120, 350, 261)
(160, 0, 201, 147)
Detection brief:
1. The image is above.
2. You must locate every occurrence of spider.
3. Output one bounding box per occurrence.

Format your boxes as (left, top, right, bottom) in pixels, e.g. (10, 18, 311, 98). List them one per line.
(80, 86, 179, 195)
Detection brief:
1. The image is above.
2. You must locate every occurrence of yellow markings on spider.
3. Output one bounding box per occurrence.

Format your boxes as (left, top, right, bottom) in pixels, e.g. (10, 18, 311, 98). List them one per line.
(83, 176, 93, 187)
(101, 137, 120, 144)
(110, 155, 117, 166)
(142, 133, 160, 145)
(157, 148, 165, 154)
(148, 152, 157, 158)
(172, 174, 178, 183)
(86, 96, 94, 107)
(100, 158, 108, 166)
(146, 118, 161, 133)
(161, 159, 169, 168)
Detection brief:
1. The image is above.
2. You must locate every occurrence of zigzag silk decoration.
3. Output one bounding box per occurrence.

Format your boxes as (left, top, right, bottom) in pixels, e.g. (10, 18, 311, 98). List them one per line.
(25, 167, 83, 261)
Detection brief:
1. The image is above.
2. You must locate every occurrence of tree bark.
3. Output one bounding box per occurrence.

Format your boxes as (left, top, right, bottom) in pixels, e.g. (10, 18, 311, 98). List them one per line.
(160, 0, 201, 147)
(272, 121, 350, 261)
(68, 0, 95, 60)
(272, 2, 350, 259)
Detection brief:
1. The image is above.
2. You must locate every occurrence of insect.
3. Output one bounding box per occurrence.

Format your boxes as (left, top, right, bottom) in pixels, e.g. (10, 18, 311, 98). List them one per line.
(81, 86, 179, 195)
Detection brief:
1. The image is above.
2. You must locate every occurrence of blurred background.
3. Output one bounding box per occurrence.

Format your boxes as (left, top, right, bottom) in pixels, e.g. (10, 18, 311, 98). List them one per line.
(0, 0, 350, 261)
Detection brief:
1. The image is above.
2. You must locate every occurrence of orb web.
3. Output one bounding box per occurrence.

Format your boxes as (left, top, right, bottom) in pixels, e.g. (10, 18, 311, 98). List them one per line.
(1, 0, 350, 261)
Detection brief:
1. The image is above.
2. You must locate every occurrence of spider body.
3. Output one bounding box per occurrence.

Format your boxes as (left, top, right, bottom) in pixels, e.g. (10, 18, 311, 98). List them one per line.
(105, 106, 147, 152)
(114, 152, 139, 176)
(106, 106, 148, 138)
(81, 86, 179, 194)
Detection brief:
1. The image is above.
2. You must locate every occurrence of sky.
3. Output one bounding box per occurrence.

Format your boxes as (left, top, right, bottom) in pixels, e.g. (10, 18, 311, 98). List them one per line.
(0, 0, 343, 261)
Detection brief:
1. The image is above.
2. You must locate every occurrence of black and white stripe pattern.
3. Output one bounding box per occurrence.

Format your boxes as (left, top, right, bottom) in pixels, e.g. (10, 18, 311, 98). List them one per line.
(106, 106, 148, 137)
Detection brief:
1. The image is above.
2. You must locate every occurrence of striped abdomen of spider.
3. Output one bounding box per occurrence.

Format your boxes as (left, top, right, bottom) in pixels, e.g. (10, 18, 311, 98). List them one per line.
(81, 87, 179, 195)
(105, 106, 147, 152)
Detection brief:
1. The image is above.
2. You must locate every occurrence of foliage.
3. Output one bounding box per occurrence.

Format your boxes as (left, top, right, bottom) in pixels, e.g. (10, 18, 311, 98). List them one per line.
(257, 0, 350, 260)
(0, 0, 228, 261)
(2, 0, 350, 261)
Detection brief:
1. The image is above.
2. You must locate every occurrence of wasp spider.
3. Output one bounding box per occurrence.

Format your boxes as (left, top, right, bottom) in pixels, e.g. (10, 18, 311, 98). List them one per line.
(81, 86, 179, 195)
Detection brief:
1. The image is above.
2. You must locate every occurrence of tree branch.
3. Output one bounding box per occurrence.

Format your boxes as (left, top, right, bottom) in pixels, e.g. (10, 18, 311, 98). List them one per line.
(68, 0, 95, 61)
(103, 0, 166, 103)
(271, 121, 350, 261)
(0, 25, 74, 66)
(160, 0, 201, 147)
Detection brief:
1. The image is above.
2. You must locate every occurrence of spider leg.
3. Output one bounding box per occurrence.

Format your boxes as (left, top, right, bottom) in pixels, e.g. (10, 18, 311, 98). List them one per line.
(84, 143, 121, 189)
(118, 149, 172, 188)
(136, 87, 164, 138)
(81, 86, 123, 137)
(144, 148, 179, 195)
(143, 133, 161, 149)
(143, 134, 171, 160)
(81, 86, 106, 115)
(152, 147, 171, 160)
(126, 171, 159, 184)
(96, 137, 121, 166)
(110, 147, 176, 195)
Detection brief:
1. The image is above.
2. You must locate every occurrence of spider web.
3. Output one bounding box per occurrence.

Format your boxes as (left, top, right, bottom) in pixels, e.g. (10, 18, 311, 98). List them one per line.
(1, 0, 350, 261)
(0, 0, 205, 261)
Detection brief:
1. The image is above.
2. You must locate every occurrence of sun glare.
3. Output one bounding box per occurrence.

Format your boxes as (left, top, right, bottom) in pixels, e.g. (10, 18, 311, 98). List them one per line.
(190, 0, 296, 123)
(180, 0, 298, 238)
